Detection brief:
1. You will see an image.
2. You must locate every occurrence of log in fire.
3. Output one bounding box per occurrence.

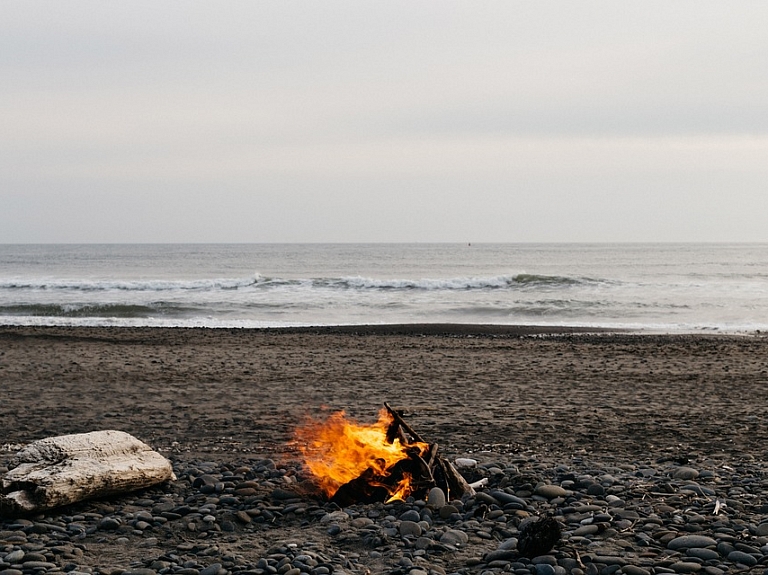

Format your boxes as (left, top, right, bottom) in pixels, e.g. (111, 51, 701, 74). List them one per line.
(295, 403, 475, 507)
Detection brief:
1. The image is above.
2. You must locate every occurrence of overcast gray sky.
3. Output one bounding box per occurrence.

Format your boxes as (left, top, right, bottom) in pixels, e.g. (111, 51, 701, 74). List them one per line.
(2, 1, 767, 243)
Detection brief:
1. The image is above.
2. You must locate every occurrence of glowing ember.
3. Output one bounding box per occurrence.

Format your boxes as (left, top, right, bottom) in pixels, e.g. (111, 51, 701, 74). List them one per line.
(294, 408, 429, 501)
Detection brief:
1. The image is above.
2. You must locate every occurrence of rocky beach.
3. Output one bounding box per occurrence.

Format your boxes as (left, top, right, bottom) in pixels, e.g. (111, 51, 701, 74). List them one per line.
(2, 325, 768, 575)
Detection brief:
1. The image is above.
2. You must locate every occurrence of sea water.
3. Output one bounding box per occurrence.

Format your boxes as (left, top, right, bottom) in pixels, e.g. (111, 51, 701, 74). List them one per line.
(0, 243, 766, 333)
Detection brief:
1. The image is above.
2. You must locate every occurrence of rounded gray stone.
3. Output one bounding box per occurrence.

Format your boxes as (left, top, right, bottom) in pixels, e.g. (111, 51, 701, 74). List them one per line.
(399, 509, 421, 522)
(670, 562, 702, 573)
(726, 551, 757, 566)
(667, 535, 718, 550)
(3, 550, 25, 563)
(220, 520, 235, 532)
(200, 564, 223, 575)
(321, 510, 350, 523)
(415, 536, 432, 550)
(351, 517, 374, 528)
(490, 490, 527, 506)
(572, 524, 600, 536)
(399, 520, 422, 538)
(672, 467, 700, 480)
(498, 537, 517, 550)
(21, 564, 58, 572)
(427, 486, 446, 509)
(440, 529, 469, 547)
(98, 517, 121, 530)
(534, 564, 556, 575)
(622, 567, 650, 575)
(686, 548, 719, 561)
(534, 484, 569, 498)
(438, 504, 459, 519)
(474, 491, 500, 505)
(717, 541, 734, 556)
(586, 483, 605, 496)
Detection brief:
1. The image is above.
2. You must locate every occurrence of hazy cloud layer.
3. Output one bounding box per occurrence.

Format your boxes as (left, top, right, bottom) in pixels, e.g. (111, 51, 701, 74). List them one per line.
(2, 1, 767, 242)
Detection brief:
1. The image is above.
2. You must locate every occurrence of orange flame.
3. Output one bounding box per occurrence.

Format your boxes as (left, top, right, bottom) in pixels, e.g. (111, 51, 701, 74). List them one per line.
(384, 472, 415, 504)
(294, 408, 429, 501)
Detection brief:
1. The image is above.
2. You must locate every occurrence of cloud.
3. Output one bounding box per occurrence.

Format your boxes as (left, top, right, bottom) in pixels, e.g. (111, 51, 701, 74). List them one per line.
(2, 1, 768, 242)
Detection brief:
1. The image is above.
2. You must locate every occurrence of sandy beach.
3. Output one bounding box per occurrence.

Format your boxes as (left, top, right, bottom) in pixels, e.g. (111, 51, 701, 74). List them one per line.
(3, 325, 767, 460)
(2, 325, 768, 574)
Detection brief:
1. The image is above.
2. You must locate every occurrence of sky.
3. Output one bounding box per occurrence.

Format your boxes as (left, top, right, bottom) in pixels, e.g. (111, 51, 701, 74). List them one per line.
(2, 1, 767, 243)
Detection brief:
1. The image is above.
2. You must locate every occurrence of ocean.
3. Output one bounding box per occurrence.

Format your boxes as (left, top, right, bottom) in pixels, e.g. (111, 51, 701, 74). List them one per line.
(0, 243, 766, 333)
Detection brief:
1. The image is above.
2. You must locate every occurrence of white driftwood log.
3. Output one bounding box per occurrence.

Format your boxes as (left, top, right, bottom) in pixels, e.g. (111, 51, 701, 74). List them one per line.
(1, 430, 175, 516)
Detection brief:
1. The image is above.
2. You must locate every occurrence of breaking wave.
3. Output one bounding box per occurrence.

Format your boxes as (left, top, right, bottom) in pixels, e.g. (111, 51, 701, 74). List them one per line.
(0, 303, 196, 318)
(254, 273, 598, 291)
(0, 277, 258, 292)
(0, 274, 600, 293)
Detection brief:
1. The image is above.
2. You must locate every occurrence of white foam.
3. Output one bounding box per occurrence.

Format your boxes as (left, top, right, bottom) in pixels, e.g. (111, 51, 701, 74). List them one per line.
(0, 276, 259, 292)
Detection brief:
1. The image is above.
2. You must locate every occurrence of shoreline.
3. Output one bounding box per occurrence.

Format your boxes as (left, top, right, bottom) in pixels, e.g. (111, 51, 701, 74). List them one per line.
(2, 321, 764, 338)
(0, 323, 622, 340)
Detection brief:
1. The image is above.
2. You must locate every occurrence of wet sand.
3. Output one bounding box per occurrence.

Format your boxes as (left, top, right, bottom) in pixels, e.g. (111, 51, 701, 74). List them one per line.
(2, 324, 767, 462)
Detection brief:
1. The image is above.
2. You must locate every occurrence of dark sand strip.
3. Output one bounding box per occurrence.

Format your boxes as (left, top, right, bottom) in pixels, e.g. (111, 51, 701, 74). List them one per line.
(2, 325, 767, 463)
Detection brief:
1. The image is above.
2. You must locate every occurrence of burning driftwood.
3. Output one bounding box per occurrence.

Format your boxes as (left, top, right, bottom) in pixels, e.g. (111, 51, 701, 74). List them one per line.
(0, 430, 175, 517)
(295, 403, 475, 506)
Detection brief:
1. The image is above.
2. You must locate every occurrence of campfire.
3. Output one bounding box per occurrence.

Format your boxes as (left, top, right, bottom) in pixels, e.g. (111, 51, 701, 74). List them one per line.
(294, 403, 475, 506)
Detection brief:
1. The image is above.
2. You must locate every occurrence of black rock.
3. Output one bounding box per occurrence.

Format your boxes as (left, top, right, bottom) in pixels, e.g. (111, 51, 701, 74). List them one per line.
(517, 516, 561, 559)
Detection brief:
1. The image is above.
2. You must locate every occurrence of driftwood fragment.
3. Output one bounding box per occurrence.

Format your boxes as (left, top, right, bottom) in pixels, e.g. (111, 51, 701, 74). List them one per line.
(435, 455, 476, 501)
(1, 430, 175, 517)
(384, 402, 426, 443)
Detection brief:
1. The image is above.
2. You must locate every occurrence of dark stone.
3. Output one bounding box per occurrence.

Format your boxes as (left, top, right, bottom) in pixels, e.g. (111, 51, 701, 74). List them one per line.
(518, 516, 562, 559)
(726, 551, 757, 567)
(98, 517, 121, 531)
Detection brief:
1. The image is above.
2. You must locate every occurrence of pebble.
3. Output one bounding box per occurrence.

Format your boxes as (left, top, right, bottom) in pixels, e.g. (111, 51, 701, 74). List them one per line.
(2, 453, 768, 575)
(439, 504, 459, 519)
(726, 550, 758, 566)
(98, 517, 121, 530)
(399, 520, 422, 537)
(399, 509, 421, 522)
(426, 486, 446, 509)
(686, 548, 719, 561)
(3, 550, 24, 563)
(440, 529, 469, 547)
(670, 562, 702, 573)
(534, 564, 556, 575)
(622, 567, 651, 575)
(667, 535, 718, 550)
(534, 484, 569, 499)
(672, 467, 700, 480)
(586, 483, 605, 496)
